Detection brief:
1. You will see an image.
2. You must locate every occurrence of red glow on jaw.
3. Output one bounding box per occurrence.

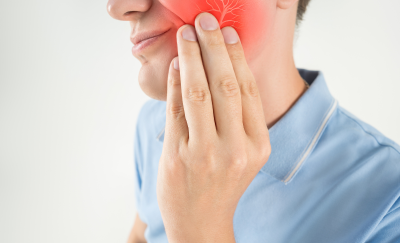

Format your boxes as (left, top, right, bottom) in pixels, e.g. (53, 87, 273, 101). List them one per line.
(159, 0, 270, 57)
(196, 0, 246, 29)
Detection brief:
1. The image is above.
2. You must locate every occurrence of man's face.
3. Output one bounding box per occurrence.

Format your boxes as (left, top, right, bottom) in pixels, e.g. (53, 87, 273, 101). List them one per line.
(107, 0, 276, 100)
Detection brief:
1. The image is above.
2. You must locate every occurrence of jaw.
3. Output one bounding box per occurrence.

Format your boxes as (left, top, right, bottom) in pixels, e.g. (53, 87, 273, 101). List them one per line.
(158, 0, 276, 60)
(139, 61, 168, 101)
(135, 0, 299, 103)
(137, 31, 178, 101)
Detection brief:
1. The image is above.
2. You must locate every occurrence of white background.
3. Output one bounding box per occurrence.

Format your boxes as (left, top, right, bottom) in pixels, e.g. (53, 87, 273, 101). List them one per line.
(1, 0, 399, 242)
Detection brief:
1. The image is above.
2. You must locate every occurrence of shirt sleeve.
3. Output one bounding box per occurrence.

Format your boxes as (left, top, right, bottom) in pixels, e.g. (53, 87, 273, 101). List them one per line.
(365, 196, 400, 243)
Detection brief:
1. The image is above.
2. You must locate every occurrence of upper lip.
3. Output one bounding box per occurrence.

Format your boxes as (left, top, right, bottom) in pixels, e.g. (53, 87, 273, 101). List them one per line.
(130, 28, 171, 46)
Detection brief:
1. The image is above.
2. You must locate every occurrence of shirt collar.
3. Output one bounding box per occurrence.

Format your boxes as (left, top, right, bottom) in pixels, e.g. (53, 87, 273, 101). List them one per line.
(156, 69, 338, 185)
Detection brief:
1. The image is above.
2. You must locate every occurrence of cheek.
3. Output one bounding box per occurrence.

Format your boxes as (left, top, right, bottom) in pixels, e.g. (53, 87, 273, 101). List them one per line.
(159, 0, 273, 57)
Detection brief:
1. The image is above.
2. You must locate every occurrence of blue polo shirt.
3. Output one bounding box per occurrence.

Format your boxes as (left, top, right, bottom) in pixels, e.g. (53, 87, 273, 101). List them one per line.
(133, 69, 400, 243)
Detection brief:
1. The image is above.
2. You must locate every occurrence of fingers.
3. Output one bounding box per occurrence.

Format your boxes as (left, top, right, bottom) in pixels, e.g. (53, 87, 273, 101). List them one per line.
(221, 26, 269, 140)
(177, 25, 217, 142)
(194, 13, 244, 137)
(174, 13, 267, 145)
(164, 57, 188, 147)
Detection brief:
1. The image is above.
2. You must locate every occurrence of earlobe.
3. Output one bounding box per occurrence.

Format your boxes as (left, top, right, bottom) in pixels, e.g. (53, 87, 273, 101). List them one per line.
(277, 0, 299, 10)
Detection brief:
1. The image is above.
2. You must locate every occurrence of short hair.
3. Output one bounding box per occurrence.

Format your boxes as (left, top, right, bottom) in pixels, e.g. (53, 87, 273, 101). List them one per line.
(296, 0, 311, 25)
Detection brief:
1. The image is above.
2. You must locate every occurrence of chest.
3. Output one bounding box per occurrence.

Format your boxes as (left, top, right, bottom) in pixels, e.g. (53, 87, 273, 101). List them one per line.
(138, 142, 376, 243)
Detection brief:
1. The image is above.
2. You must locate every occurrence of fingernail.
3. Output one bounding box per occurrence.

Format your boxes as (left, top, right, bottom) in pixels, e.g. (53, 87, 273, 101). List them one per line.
(199, 13, 219, 31)
(182, 26, 197, 42)
(173, 57, 180, 70)
(222, 27, 239, 44)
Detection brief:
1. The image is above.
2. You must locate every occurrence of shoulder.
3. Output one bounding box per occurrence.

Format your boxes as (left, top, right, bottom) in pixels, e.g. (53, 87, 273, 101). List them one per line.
(309, 104, 400, 240)
(321, 104, 400, 159)
(325, 105, 400, 172)
(319, 103, 400, 199)
(332, 105, 400, 160)
(316, 103, 400, 192)
(337, 106, 400, 153)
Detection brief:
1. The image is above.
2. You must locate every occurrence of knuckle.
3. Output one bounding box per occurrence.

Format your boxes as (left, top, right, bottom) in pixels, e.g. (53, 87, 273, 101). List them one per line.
(168, 75, 181, 87)
(168, 103, 185, 119)
(240, 78, 259, 98)
(190, 153, 214, 171)
(231, 155, 247, 168)
(164, 150, 180, 164)
(191, 143, 216, 163)
(229, 47, 245, 62)
(229, 146, 248, 166)
(185, 86, 210, 102)
(228, 153, 248, 174)
(205, 34, 225, 49)
(216, 76, 240, 97)
(201, 140, 215, 153)
(163, 142, 187, 170)
(165, 154, 183, 172)
(181, 46, 201, 58)
(257, 139, 271, 161)
(167, 151, 181, 163)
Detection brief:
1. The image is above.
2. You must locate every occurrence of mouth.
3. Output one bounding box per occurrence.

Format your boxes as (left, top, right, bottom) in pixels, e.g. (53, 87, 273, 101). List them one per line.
(131, 28, 171, 55)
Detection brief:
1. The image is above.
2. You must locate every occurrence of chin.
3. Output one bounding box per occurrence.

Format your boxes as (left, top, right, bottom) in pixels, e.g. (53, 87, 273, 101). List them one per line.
(138, 59, 169, 101)
(136, 26, 179, 101)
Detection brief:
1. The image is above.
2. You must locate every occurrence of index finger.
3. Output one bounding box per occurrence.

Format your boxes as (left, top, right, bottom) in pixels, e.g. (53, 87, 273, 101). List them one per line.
(177, 25, 217, 143)
(164, 57, 189, 148)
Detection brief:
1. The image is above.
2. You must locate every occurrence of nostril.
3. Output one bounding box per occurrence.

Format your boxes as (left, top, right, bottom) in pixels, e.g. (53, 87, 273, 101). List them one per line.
(124, 11, 136, 16)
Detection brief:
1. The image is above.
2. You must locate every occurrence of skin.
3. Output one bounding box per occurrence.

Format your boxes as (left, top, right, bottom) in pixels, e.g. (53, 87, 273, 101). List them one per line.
(107, 0, 306, 242)
(157, 16, 271, 242)
(158, 0, 274, 59)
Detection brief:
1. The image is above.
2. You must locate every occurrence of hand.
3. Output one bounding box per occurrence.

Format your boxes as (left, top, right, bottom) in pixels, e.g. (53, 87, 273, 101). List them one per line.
(157, 12, 271, 243)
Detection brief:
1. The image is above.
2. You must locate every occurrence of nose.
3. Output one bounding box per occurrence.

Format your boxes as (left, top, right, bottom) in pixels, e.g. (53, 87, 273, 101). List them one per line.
(107, 0, 152, 21)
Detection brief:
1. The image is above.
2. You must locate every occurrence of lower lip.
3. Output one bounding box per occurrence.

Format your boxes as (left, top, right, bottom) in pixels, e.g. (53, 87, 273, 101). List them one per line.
(132, 29, 170, 55)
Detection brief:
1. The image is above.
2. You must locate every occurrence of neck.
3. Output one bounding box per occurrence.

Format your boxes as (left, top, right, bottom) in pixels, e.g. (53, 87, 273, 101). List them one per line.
(249, 4, 306, 128)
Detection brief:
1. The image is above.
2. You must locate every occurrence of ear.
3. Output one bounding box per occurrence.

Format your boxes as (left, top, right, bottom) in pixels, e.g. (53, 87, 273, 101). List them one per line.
(277, 0, 299, 10)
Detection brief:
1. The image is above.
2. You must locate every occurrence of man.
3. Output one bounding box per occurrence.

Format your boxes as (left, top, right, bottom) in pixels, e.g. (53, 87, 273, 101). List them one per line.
(107, 0, 400, 242)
